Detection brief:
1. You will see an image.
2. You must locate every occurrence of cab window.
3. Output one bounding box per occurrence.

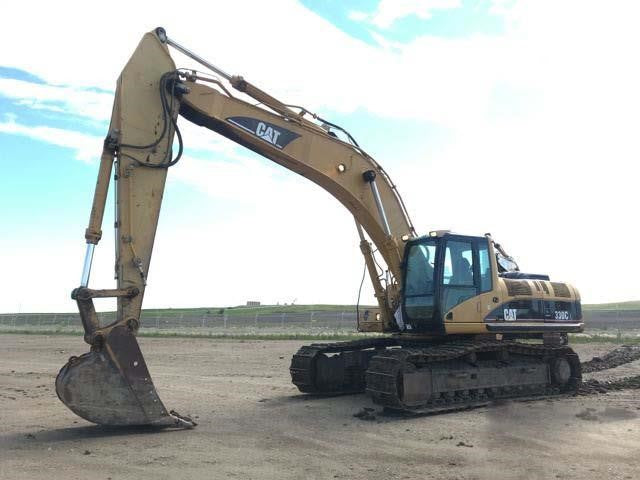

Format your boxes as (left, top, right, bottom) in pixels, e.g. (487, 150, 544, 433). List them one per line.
(444, 241, 474, 286)
(404, 241, 436, 319)
(478, 241, 492, 292)
(442, 240, 477, 312)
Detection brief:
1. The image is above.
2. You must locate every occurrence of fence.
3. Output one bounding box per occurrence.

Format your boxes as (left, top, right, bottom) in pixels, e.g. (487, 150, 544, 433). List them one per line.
(0, 310, 360, 333)
(1, 309, 639, 334)
(581, 310, 640, 330)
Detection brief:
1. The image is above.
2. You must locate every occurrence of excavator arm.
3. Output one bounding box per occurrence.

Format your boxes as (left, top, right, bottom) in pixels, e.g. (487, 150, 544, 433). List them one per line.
(56, 28, 416, 427)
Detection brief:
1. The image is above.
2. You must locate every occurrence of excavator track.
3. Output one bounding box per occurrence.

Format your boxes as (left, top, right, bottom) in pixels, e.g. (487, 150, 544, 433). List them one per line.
(290, 337, 398, 394)
(365, 340, 582, 414)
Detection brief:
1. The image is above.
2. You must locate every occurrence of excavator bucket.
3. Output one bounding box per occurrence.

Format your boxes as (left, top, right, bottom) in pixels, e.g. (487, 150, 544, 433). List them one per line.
(56, 324, 194, 428)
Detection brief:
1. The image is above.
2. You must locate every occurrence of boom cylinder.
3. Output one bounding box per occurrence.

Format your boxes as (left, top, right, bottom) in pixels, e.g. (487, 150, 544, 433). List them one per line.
(363, 170, 391, 236)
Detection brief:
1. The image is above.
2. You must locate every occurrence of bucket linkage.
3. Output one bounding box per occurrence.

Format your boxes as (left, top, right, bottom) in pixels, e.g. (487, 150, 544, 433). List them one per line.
(55, 286, 195, 428)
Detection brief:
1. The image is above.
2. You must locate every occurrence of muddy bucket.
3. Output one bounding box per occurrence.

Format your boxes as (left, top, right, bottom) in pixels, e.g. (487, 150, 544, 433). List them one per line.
(56, 324, 195, 428)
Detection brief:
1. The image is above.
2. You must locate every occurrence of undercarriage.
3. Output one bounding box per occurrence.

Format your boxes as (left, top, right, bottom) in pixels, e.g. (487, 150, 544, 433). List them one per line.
(290, 337, 582, 413)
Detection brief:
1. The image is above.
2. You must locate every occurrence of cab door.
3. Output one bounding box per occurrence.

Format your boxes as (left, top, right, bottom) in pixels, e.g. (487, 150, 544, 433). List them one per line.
(440, 238, 478, 315)
(439, 236, 494, 320)
(401, 238, 440, 333)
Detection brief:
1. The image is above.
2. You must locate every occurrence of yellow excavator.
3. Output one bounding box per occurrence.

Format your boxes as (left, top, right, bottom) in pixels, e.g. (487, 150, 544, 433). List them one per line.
(56, 28, 583, 428)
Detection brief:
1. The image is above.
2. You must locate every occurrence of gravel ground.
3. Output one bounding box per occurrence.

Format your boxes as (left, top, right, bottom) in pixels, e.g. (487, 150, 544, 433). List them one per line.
(1, 335, 639, 480)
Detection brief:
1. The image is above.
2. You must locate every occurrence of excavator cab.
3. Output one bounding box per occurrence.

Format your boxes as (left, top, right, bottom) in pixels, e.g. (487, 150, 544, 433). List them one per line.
(401, 232, 497, 334)
(401, 231, 583, 337)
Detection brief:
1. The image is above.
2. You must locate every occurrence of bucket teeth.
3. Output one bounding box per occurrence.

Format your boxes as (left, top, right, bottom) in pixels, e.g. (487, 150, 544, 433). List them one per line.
(55, 325, 195, 428)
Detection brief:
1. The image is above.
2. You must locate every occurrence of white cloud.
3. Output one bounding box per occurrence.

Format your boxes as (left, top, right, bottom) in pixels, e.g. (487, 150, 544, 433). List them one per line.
(350, 0, 462, 29)
(0, 77, 113, 122)
(169, 153, 292, 203)
(1, 0, 636, 133)
(347, 11, 369, 22)
(0, 116, 102, 162)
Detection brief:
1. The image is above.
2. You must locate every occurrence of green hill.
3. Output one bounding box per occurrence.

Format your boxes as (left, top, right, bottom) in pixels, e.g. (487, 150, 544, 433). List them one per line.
(582, 301, 640, 312)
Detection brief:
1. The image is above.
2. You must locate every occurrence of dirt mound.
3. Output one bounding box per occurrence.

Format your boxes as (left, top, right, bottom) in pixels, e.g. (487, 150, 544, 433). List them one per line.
(581, 344, 640, 373)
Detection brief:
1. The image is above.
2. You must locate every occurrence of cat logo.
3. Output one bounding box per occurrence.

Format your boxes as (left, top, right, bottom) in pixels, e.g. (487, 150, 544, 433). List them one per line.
(226, 116, 300, 150)
(504, 308, 517, 321)
(255, 122, 281, 146)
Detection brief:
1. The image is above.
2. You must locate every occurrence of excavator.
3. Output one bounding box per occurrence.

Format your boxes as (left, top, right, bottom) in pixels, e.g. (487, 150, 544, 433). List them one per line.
(55, 28, 584, 428)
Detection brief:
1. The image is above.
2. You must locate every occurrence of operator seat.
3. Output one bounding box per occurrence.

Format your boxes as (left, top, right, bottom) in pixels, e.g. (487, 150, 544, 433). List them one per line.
(455, 257, 473, 284)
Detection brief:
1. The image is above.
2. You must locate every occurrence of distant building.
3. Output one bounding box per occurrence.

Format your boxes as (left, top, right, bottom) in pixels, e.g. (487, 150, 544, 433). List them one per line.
(246, 301, 261, 307)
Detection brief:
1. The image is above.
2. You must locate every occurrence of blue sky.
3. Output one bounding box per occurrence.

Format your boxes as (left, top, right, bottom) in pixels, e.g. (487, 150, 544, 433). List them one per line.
(302, 0, 506, 43)
(1, 0, 638, 312)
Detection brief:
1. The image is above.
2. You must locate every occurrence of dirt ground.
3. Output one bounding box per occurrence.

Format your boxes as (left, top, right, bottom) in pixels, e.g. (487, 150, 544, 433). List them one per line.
(1, 335, 639, 480)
